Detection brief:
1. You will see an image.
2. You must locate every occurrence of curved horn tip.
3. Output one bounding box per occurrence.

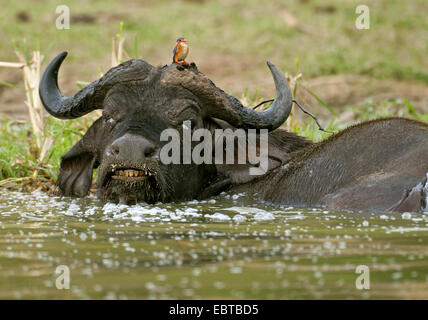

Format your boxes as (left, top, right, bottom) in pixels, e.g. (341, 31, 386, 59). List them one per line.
(40, 51, 69, 89)
(52, 51, 68, 66)
(39, 51, 72, 119)
(266, 61, 281, 73)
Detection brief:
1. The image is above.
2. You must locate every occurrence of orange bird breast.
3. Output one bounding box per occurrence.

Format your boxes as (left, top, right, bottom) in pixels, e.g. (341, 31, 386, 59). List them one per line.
(175, 42, 189, 62)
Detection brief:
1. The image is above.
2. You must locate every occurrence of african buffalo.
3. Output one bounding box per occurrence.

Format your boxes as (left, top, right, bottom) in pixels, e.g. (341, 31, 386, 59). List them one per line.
(39, 52, 428, 213)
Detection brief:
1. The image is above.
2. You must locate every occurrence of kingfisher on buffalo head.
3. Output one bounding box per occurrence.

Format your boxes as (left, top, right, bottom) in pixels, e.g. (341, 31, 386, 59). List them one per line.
(172, 37, 189, 65)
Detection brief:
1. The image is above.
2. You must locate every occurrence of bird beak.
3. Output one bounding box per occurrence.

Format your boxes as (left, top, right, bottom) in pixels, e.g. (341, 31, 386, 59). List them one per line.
(182, 40, 187, 42)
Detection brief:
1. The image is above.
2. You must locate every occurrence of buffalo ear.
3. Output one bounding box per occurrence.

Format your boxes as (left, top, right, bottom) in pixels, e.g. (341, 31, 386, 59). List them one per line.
(210, 118, 309, 184)
(57, 118, 104, 197)
(214, 139, 290, 184)
(58, 151, 96, 197)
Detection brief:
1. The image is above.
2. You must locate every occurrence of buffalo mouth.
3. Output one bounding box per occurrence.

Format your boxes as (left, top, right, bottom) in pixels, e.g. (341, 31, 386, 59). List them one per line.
(98, 163, 167, 204)
(102, 165, 159, 186)
(111, 168, 154, 181)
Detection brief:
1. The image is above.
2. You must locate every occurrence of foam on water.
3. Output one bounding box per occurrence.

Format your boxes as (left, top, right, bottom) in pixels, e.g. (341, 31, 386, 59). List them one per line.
(0, 190, 317, 224)
(2, 190, 428, 228)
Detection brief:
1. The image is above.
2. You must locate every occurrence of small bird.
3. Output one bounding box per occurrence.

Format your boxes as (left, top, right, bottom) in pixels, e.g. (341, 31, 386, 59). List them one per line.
(172, 37, 189, 65)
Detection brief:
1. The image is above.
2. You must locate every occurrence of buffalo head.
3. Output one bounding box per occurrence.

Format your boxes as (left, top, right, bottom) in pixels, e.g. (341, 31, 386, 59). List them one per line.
(39, 52, 309, 204)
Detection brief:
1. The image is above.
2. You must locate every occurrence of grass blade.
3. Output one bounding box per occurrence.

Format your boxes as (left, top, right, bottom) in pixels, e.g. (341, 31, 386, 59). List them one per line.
(301, 84, 338, 117)
(0, 81, 23, 90)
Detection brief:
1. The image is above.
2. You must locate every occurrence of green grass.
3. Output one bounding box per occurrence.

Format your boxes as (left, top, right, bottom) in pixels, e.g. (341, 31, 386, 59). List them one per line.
(346, 98, 428, 123)
(0, 116, 89, 183)
(0, 0, 427, 88)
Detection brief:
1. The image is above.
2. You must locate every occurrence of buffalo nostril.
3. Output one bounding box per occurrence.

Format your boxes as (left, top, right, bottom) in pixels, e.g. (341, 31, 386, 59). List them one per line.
(112, 144, 120, 155)
(144, 146, 155, 157)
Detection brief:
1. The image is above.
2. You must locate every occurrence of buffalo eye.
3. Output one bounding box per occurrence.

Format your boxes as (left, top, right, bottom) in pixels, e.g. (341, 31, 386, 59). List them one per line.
(102, 114, 116, 125)
(181, 118, 200, 132)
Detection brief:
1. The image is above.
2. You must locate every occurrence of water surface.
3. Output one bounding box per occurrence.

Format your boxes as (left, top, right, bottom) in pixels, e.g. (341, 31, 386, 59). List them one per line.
(0, 189, 427, 299)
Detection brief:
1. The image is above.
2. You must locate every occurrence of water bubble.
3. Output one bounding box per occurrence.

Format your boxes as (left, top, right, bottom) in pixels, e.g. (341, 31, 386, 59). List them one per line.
(401, 212, 412, 220)
(229, 266, 243, 274)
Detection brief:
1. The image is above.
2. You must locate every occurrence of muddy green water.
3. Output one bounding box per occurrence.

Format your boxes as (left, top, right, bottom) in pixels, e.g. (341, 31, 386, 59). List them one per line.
(0, 189, 427, 299)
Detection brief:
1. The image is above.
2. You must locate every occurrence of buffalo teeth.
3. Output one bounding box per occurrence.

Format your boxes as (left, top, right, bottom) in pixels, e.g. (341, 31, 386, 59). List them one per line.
(112, 169, 152, 177)
(111, 167, 156, 179)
